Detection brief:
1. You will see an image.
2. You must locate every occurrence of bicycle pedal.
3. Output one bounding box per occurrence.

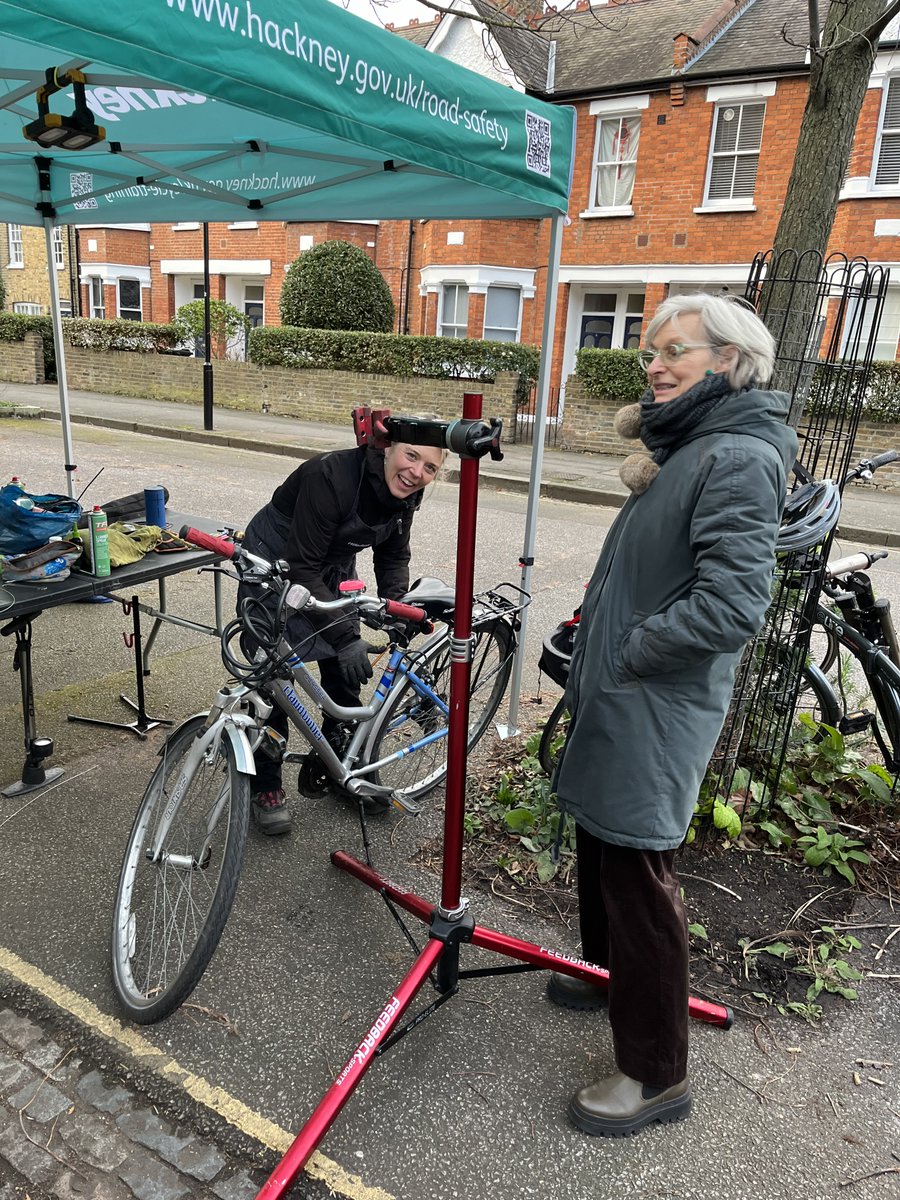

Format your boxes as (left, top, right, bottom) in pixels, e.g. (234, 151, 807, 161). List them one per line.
(839, 710, 874, 735)
(390, 794, 422, 816)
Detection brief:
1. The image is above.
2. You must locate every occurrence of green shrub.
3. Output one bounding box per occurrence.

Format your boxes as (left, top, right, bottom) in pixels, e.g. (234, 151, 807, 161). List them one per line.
(64, 317, 181, 353)
(576, 347, 646, 404)
(802, 359, 900, 423)
(281, 240, 394, 332)
(173, 300, 249, 359)
(250, 325, 540, 384)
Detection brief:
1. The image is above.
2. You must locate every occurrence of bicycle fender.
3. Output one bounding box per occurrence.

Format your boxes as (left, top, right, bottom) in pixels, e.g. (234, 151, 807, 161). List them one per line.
(156, 713, 209, 756)
(221, 721, 257, 776)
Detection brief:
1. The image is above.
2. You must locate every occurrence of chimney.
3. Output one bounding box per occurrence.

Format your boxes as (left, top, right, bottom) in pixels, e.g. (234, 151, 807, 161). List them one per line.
(500, 0, 546, 23)
(575, 0, 590, 9)
(409, 17, 418, 25)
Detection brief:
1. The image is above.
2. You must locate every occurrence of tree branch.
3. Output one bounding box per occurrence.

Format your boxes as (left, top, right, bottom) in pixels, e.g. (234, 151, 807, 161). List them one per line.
(863, 0, 900, 43)
(818, 0, 900, 58)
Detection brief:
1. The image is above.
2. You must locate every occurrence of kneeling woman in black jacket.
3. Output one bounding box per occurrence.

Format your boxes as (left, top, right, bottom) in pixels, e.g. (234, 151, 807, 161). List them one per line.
(238, 439, 444, 834)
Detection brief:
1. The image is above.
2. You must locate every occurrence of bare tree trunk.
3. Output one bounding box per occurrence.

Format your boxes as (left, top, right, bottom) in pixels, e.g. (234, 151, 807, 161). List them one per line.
(762, 0, 900, 405)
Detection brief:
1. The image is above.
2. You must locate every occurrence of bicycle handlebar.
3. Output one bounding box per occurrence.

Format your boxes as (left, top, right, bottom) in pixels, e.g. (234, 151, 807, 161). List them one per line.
(180, 525, 236, 558)
(183, 524, 431, 630)
(843, 449, 900, 484)
(826, 549, 888, 580)
(384, 598, 428, 624)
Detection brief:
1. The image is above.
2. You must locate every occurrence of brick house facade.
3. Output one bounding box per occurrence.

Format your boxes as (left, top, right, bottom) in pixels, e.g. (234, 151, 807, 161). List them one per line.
(0, 222, 75, 316)
(3, 1, 898, 395)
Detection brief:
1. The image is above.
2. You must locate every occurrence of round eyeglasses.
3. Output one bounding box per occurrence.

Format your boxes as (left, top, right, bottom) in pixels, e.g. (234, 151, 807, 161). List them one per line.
(636, 342, 713, 371)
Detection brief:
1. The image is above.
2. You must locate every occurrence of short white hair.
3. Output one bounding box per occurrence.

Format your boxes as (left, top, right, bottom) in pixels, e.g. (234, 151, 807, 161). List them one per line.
(646, 292, 775, 389)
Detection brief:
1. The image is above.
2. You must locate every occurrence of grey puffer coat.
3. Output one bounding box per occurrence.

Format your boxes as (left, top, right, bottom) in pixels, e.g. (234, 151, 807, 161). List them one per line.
(555, 388, 797, 851)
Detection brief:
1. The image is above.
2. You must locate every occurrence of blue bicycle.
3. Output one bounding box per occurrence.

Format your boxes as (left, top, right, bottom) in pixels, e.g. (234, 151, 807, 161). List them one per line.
(111, 525, 524, 1023)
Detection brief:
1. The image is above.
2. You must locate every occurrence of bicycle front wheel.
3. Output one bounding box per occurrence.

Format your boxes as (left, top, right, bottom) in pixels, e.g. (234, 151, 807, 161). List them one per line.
(366, 620, 514, 802)
(537, 694, 570, 777)
(111, 714, 249, 1024)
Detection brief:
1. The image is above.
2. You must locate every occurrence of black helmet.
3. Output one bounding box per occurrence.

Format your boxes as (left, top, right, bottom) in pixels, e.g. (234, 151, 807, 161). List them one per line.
(538, 610, 580, 688)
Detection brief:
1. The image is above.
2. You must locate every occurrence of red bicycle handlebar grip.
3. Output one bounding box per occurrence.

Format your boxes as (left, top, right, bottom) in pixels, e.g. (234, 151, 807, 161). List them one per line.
(384, 599, 428, 624)
(179, 525, 236, 559)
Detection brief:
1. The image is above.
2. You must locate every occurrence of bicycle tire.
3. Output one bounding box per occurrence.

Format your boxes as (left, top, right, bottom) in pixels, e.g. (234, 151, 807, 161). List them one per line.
(868, 671, 900, 773)
(366, 619, 514, 802)
(796, 662, 842, 730)
(537, 694, 569, 777)
(111, 714, 249, 1024)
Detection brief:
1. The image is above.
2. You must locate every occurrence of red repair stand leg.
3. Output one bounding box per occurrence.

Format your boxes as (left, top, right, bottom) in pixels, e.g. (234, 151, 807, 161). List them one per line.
(257, 394, 733, 1198)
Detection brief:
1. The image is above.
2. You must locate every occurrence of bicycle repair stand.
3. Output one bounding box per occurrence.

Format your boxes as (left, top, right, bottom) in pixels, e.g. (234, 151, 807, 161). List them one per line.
(258, 395, 734, 1199)
(67, 594, 173, 739)
(1, 613, 64, 798)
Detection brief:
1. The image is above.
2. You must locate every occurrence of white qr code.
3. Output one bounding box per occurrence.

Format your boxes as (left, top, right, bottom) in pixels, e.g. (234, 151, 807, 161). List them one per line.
(525, 111, 551, 177)
(70, 171, 98, 210)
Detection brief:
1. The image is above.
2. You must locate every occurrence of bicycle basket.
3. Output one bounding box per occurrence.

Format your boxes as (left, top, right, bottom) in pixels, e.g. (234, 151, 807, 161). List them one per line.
(538, 609, 580, 688)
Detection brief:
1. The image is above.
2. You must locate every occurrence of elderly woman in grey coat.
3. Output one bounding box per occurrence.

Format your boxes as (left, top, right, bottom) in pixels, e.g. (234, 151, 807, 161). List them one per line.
(551, 293, 797, 1137)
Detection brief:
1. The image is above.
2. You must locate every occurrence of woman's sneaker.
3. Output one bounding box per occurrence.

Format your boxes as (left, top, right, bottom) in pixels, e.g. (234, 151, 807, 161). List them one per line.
(251, 788, 292, 836)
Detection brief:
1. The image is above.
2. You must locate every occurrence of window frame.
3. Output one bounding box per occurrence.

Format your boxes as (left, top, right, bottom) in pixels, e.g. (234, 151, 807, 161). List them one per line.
(873, 74, 900, 190)
(440, 283, 469, 339)
(13, 301, 42, 315)
(483, 285, 521, 342)
(117, 277, 143, 322)
(244, 282, 265, 329)
(581, 95, 648, 219)
(578, 289, 646, 353)
(7, 223, 23, 267)
(52, 227, 64, 270)
(701, 100, 767, 209)
(89, 276, 105, 319)
(588, 114, 641, 213)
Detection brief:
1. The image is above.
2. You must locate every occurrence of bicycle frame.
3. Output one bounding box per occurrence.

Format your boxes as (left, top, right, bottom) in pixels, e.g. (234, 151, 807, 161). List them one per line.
(264, 632, 454, 792)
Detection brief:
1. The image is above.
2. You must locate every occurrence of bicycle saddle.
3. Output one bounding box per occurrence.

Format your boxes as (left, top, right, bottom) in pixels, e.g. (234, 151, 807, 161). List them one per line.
(401, 577, 456, 618)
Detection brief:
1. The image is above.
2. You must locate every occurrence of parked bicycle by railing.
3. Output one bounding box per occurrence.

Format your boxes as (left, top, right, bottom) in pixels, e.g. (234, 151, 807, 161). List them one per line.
(792, 451, 900, 771)
(536, 450, 900, 779)
(111, 526, 526, 1023)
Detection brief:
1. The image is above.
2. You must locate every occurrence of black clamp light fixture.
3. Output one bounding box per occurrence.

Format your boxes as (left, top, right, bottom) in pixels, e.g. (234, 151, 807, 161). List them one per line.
(22, 67, 106, 151)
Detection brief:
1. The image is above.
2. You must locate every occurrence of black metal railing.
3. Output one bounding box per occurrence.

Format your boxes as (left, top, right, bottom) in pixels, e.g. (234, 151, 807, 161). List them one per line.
(510, 385, 562, 447)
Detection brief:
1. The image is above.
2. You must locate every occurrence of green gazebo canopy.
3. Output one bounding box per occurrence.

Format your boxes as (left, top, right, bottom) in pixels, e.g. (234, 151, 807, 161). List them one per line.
(0, 0, 574, 225)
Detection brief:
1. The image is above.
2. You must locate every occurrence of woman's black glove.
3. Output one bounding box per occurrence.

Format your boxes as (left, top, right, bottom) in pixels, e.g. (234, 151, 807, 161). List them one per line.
(336, 637, 375, 689)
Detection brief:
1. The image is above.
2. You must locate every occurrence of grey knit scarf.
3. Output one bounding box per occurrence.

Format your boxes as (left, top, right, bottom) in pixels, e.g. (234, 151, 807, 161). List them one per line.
(639, 371, 735, 465)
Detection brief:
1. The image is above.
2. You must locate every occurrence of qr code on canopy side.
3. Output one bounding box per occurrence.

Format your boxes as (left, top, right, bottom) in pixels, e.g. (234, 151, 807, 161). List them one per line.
(70, 171, 98, 210)
(525, 111, 551, 177)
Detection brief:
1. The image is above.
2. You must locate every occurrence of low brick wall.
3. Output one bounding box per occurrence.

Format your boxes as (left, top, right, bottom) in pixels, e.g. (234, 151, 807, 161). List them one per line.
(55, 345, 519, 425)
(558, 376, 639, 456)
(0, 332, 44, 385)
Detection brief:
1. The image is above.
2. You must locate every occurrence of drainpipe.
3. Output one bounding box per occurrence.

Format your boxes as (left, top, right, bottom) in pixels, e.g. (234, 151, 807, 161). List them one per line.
(68, 226, 80, 316)
(403, 220, 414, 334)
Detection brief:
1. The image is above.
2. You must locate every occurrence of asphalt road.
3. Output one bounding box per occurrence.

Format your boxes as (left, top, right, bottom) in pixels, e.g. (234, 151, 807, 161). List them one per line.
(2, 419, 898, 1200)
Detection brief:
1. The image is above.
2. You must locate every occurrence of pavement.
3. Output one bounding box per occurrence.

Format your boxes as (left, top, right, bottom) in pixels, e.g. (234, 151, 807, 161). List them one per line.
(2, 378, 900, 546)
(1, 382, 899, 1200)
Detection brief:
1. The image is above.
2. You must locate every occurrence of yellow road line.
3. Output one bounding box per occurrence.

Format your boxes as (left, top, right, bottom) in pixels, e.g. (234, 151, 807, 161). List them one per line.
(0, 947, 396, 1200)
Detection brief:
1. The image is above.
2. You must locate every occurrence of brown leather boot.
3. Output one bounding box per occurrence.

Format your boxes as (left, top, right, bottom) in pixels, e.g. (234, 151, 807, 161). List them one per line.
(546, 972, 607, 1011)
(569, 1072, 691, 1137)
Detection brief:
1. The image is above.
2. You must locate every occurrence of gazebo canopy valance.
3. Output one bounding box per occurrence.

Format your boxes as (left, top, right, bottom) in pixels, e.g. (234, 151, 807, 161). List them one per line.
(0, 0, 574, 225)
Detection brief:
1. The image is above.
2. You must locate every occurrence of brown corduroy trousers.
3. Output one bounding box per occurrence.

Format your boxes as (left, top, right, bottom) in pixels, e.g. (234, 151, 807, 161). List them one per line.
(575, 823, 690, 1089)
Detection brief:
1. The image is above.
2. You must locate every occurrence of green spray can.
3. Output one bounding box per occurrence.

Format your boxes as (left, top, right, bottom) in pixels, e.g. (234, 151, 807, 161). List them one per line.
(89, 505, 111, 577)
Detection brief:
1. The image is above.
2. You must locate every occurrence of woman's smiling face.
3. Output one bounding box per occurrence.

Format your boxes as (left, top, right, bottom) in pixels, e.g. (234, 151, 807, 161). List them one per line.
(383, 441, 444, 499)
(644, 312, 728, 403)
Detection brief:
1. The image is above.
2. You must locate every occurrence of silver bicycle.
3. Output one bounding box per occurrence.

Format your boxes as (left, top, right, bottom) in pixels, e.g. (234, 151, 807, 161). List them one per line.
(111, 525, 526, 1023)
